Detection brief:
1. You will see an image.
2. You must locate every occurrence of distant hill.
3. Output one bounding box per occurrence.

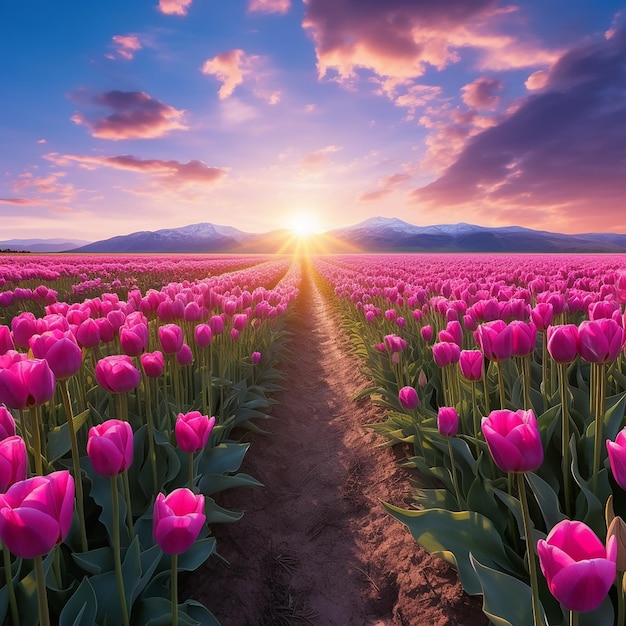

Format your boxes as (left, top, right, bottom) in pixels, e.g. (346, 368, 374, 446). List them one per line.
(0, 238, 92, 253)
(20, 217, 626, 254)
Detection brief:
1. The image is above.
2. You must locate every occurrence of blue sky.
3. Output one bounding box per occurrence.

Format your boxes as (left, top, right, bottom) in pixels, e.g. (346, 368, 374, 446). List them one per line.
(1, 0, 625, 241)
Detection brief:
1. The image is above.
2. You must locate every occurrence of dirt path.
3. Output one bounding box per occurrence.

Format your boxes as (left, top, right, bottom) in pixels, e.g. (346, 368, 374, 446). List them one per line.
(185, 261, 487, 626)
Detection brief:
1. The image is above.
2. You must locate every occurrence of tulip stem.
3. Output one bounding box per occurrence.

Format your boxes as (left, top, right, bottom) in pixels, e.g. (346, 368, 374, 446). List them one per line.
(144, 378, 158, 497)
(558, 363, 572, 518)
(60, 380, 88, 552)
(471, 382, 480, 458)
(171, 553, 179, 626)
(188, 452, 194, 490)
(111, 477, 130, 626)
(121, 470, 135, 541)
(447, 438, 463, 510)
(496, 361, 506, 410)
(569, 610, 579, 626)
(617, 571, 625, 626)
(34, 555, 50, 626)
(517, 472, 542, 626)
(541, 332, 548, 411)
(3, 543, 19, 626)
(30, 406, 43, 476)
(592, 362, 607, 492)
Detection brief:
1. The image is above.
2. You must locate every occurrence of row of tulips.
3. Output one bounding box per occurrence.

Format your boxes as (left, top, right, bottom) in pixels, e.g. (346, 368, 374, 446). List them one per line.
(0, 256, 301, 625)
(316, 254, 626, 626)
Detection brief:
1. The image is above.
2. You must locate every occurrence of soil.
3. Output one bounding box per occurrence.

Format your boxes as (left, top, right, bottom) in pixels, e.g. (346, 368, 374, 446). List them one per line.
(183, 261, 488, 626)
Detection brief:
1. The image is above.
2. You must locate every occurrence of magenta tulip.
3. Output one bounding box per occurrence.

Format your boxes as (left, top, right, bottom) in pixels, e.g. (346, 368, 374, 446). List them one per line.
(398, 386, 419, 410)
(421, 325, 433, 343)
(0, 358, 56, 410)
(0, 436, 27, 492)
(232, 313, 248, 331)
(546, 325, 579, 363)
(120, 324, 149, 356)
(384, 334, 407, 353)
(530, 302, 554, 332)
(537, 520, 617, 612)
(175, 411, 215, 454)
(75, 318, 101, 349)
(10, 312, 37, 349)
(0, 326, 14, 355)
(578, 318, 625, 363)
(176, 344, 194, 366)
(437, 407, 459, 437)
(158, 324, 184, 355)
(95, 355, 141, 393)
(510, 320, 537, 358)
(0, 470, 75, 558)
(87, 419, 134, 477)
(140, 351, 165, 378)
(251, 351, 261, 364)
(0, 407, 16, 440)
(194, 324, 212, 348)
(432, 341, 461, 367)
(38, 334, 83, 380)
(209, 315, 224, 336)
(474, 320, 514, 362)
(458, 350, 484, 381)
(153, 488, 205, 554)
(607, 428, 626, 490)
(481, 409, 543, 473)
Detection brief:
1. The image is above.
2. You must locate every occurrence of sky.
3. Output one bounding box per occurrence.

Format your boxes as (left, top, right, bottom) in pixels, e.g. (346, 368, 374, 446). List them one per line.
(1, 0, 626, 242)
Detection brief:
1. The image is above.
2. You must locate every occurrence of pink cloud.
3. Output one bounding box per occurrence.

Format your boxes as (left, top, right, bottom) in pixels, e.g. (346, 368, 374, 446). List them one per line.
(201, 50, 257, 100)
(157, 0, 192, 16)
(300, 145, 341, 172)
(411, 23, 626, 234)
(108, 34, 143, 60)
(461, 77, 503, 109)
(70, 90, 187, 140)
(358, 189, 392, 203)
(46, 153, 227, 191)
(0, 198, 41, 206)
(248, 0, 290, 14)
(359, 172, 411, 203)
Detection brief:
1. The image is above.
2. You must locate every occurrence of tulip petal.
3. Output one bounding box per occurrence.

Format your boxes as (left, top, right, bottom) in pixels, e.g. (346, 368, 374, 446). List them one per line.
(550, 559, 616, 612)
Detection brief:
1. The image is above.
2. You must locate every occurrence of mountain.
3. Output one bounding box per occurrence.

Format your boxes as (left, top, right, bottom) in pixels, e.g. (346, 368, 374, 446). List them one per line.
(59, 217, 626, 254)
(0, 238, 91, 253)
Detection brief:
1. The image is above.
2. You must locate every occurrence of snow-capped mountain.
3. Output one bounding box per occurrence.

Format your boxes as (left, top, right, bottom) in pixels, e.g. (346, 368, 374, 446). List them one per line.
(0, 238, 91, 252)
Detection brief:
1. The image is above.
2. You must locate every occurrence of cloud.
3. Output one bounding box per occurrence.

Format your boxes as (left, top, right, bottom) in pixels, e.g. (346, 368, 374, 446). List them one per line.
(300, 145, 341, 173)
(461, 76, 503, 109)
(359, 172, 411, 202)
(303, 0, 556, 83)
(157, 0, 192, 16)
(108, 34, 143, 60)
(46, 153, 227, 191)
(0, 198, 41, 206)
(200, 49, 259, 100)
(411, 24, 626, 232)
(70, 90, 188, 140)
(248, 0, 290, 14)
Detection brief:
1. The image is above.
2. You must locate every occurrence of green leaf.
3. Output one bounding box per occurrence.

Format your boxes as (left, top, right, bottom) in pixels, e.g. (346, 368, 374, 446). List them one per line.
(196, 442, 249, 476)
(383, 503, 520, 595)
(177, 537, 216, 572)
(470, 554, 548, 626)
(526, 471, 567, 531)
(133, 596, 221, 625)
(47, 409, 91, 463)
(198, 472, 263, 496)
(59, 576, 98, 626)
(204, 496, 244, 524)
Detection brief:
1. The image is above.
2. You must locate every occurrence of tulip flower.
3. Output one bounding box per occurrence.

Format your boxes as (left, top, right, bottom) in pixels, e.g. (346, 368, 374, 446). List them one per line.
(421, 325, 433, 343)
(432, 342, 461, 367)
(607, 427, 626, 490)
(194, 324, 212, 348)
(153, 488, 205, 555)
(0, 357, 56, 410)
(31, 331, 83, 381)
(458, 350, 484, 382)
(158, 323, 184, 355)
(0, 325, 14, 355)
(0, 406, 16, 441)
(398, 386, 419, 411)
(141, 351, 165, 378)
(578, 318, 625, 364)
(251, 351, 261, 364)
(87, 419, 134, 478)
(481, 409, 543, 473)
(474, 320, 513, 362)
(95, 354, 141, 394)
(510, 320, 537, 358)
(120, 324, 149, 356)
(546, 325, 579, 363)
(530, 302, 554, 332)
(176, 411, 216, 487)
(10, 312, 37, 349)
(537, 520, 617, 613)
(209, 315, 224, 336)
(0, 470, 74, 559)
(232, 313, 248, 331)
(75, 318, 101, 349)
(437, 407, 459, 437)
(176, 344, 193, 366)
(0, 436, 27, 492)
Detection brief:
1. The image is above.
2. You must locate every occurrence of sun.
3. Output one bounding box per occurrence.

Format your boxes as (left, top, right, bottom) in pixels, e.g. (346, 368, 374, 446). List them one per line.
(287, 212, 319, 237)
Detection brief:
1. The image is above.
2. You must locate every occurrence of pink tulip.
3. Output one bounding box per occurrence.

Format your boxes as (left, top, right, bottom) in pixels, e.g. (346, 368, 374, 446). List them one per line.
(251, 351, 261, 364)
(546, 325, 579, 363)
(432, 341, 461, 367)
(95, 355, 141, 393)
(437, 407, 459, 437)
(0, 326, 14, 355)
(421, 325, 433, 343)
(37, 333, 83, 380)
(120, 324, 148, 356)
(209, 315, 224, 336)
(578, 318, 625, 363)
(87, 419, 134, 477)
(0, 358, 56, 410)
(0, 471, 74, 558)
(232, 313, 248, 331)
(438, 321, 463, 346)
(398, 386, 419, 410)
(530, 302, 554, 332)
(510, 320, 537, 358)
(75, 318, 101, 349)
(10, 312, 37, 349)
(607, 427, 626, 490)
(0, 436, 27, 492)
(158, 324, 184, 355)
(474, 320, 514, 362)
(153, 488, 205, 554)
(140, 351, 165, 378)
(0, 407, 16, 440)
(194, 324, 212, 348)
(175, 411, 215, 454)
(176, 344, 194, 366)
(481, 409, 543, 473)
(384, 334, 407, 353)
(537, 520, 617, 612)
(458, 350, 484, 382)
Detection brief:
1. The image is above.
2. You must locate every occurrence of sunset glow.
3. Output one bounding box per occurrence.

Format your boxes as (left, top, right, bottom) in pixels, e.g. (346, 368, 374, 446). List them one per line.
(2, 1, 625, 241)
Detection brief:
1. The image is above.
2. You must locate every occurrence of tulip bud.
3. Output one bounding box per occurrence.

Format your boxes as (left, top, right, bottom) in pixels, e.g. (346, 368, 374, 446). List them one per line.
(458, 350, 484, 382)
(437, 407, 459, 437)
(194, 324, 212, 348)
(140, 351, 165, 378)
(578, 318, 625, 363)
(87, 419, 134, 477)
(0, 407, 16, 440)
(432, 341, 461, 367)
(95, 355, 141, 393)
(398, 386, 419, 410)
(546, 325, 579, 363)
(175, 411, 215, 454)
(251, 351, 261, 364)
(153, 488, 205, 554)
(158, 323, 184, 355)
(0, 435, 27, 492)
(176, 344, 194, 366)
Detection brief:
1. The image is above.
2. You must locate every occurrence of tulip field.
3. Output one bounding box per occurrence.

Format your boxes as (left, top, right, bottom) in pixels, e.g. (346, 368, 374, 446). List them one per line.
(3, 251, 626, 625)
